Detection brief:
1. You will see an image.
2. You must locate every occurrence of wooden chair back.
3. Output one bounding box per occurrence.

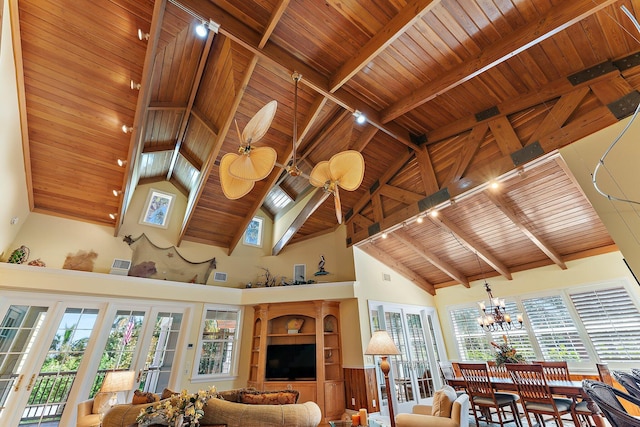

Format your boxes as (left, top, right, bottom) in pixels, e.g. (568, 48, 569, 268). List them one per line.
(438, 361, 456, 380)
(533, 360, 571, 381)
(506, 363, 555, 405)
(596, 363, 613, 386)
(486, 361, 509, 378)
(458, 362, 496, 402)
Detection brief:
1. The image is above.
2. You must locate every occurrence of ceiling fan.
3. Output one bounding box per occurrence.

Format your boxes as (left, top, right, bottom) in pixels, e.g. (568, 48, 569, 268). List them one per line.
(219, 72, 365, 224)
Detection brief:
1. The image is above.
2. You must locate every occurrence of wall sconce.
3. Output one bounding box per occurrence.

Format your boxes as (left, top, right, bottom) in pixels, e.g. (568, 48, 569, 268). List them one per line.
(353, 110, 367, 125)
(108, 213, 118, 220)
(137, 29, 149, 41)
(121, 125, 133, 134)
(130, 80, 141, 90)
(117, 159, 127, 167)
(112, 190, 122, 197)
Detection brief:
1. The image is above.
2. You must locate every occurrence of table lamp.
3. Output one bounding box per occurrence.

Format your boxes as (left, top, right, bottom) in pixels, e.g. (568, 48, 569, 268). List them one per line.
(365, 330, 400, 427)
(100, 370, 136, 407)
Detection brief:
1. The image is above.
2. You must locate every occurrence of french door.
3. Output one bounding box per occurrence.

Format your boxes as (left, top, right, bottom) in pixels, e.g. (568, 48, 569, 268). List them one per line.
(0, 294, 103, 426)
(369, 302, 446, 415)
(0, 292, 190, 426)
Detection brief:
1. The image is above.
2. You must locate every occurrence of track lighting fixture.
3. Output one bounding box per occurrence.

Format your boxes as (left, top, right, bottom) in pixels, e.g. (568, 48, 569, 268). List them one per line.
(416, 215, 424, 224)
(137, 29, 149, 41)
(195, 19, 220, 38)
(108, 213, 117, 220)
(130, 80, 141, 90)
(121, 125, 133, 134)
(112, 190, 122, 197)
(195, 22, 208, 37)
(353, 110, 367, 125)
(381, 232, 388, 239)
(117, 159, 127, 167)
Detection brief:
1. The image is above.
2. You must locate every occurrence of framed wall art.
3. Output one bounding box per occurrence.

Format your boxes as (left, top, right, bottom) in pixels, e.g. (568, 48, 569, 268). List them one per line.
(243, 216, 264, 247)
(139, 188, 175, 228)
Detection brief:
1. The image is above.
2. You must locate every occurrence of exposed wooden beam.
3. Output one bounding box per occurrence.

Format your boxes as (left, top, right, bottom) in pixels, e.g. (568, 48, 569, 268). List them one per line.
(429, 214, 512, 280)
(178, 42, 259, 247)
(484, 190, 567, 269)
(346, 149, 415, 224)
(176, 0, 417, 149)
(328, 0, 440, 92)
(392, 230, 470, 287)
(379, 185, 424, 205)
(191, 106, 220, 138)
(441, 123, 488, 187)
(525, 87, 590, 145)
(167, 29, 216, 180)
(359, 243, 435, 295)
(414, 145, 439, 195)
(349, 124, 378, 152)
(259, 0, 290, 49)
(489, 116, 522, 156)
(380, 0, 618, 123)
(272, 188, 330, 255)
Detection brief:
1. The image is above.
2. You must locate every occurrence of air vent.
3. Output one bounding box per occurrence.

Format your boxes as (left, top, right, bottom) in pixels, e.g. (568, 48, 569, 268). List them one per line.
(213, 272, 227, 282)
(109, 259, 131, 276)
(294, 264, 306, 282)
(382, 273, 391, 282)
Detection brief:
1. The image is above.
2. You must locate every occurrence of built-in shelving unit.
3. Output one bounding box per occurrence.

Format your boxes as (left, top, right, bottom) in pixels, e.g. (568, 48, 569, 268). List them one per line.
(248, 300, 345, 423)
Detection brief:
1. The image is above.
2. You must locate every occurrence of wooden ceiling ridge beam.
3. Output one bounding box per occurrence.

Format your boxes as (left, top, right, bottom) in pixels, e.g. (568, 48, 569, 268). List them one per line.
(272, 188, 330, 256)
(178, 53, 260, 246)
(379, 184, 424, 205)
(115, 0, 166, 236)
(380, 0, 619, 123)
(259, 0, 290, 49)
(166, 29, 216, 180)
(392, 229, 470, 287)
(328, 0, 441, 92)
(175, 0, 417, 149)
(359, 243, 435, 295)
(484, 190, 567, 270)
(429, 214, 513, 280)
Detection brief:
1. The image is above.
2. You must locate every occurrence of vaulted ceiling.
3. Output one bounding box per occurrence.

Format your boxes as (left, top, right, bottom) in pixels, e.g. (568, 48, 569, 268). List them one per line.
(13, 0, 640, 292)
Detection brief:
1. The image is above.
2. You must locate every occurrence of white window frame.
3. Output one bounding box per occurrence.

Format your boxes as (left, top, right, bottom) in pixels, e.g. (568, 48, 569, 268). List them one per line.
(447, 278, 640, 373)
(192, 304, 243, 382)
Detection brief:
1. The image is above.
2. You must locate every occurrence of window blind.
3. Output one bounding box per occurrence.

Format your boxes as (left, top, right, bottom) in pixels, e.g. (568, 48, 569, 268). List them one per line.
(522, 295, 589, 361)
(449, 307, 493, 361)
(570, 287, 640, 362)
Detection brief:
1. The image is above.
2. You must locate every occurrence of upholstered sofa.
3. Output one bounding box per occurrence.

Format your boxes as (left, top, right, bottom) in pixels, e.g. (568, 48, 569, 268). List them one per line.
(100, 392, 322, 427)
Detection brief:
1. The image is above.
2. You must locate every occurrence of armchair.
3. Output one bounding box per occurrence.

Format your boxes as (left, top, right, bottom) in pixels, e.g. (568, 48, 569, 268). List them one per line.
(396, 391, 469, 427)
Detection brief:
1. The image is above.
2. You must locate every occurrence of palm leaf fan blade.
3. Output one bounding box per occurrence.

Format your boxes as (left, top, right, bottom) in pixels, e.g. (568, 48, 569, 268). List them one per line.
(228, 146, 277, 181)
(309, 161, 331, 188)
(219, 153, 254, 199)
(334, 186, 342, 224)
(328, 150, 365, 191)
(242, 100, 278, 144)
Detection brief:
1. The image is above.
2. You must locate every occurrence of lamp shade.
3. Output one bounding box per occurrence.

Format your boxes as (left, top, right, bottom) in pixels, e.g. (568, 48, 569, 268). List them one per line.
(99, 370, 135, 393)
(364, 330, 400, 356)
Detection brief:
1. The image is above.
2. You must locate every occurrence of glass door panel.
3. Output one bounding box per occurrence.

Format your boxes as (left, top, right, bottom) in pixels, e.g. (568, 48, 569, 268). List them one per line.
(0, 305, 49, 424)
(20, 308, 100, 426)
(137, 311, 183, 394)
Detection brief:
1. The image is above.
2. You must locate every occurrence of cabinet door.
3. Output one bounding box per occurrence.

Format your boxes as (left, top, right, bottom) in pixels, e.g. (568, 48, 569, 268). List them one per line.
(324, 381, 345, 419)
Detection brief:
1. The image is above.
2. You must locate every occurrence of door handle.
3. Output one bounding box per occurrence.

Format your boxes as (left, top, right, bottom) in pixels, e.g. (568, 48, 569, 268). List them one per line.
(136, 369, 143, 383)
(26, 374, 36, 391)
(13, 374, 24, 392)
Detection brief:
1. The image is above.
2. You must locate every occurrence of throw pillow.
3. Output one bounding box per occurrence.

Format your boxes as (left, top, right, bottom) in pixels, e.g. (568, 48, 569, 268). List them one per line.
(160, 388, 179, 400)
(92, 392, 112, 414)
(431, 385, 457, 418)
(132, 389, 159, 405)
(239, 389, 299, 405)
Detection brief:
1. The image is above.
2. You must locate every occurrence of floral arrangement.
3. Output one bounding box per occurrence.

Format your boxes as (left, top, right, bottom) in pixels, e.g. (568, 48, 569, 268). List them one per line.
(136, 386, 217, 427)
(491, 335, 525, 366)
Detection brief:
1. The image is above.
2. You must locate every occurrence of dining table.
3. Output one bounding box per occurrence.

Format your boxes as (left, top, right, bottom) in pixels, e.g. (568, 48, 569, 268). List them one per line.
(446, 376, 606, 427)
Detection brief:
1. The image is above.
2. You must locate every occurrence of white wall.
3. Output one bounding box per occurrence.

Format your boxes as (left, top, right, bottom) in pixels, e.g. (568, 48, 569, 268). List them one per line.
(0, 0, 30, 260)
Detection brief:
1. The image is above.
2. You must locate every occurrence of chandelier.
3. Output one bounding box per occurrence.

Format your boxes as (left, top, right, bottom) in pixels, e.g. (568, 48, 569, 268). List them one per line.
(477, 282, 524, 331)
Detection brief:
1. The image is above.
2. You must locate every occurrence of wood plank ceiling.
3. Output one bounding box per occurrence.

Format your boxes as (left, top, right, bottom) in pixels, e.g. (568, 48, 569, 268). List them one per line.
(13, 0, 640, 292)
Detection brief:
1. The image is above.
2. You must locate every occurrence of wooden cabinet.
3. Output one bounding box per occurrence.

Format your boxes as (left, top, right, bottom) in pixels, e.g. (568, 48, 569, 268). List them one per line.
(248, 300, 345, 424)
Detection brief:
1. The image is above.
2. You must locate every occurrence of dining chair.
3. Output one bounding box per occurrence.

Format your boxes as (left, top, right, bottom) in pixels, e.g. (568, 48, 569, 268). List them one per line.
(612, 371, 640, 399)
(506, 363, 580, 427)
(535, 361, 593, 425)
(596, 363, 614, 386)
(582, 379, 640, 427)
(631, 369, 640, 383)
(458, 362, 521, 427)
(487, 361, 509, 379)
(439, 361, 467, 398)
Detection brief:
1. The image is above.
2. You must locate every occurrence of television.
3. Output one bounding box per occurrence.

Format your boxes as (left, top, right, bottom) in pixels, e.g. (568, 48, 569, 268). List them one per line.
(265, 343, 316, 381)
